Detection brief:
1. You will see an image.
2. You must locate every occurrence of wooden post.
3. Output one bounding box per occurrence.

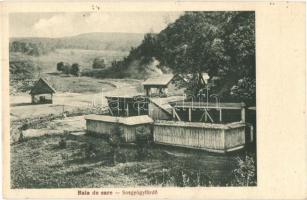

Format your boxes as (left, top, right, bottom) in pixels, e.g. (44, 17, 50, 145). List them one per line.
(188, 108, 192, 122)
(137, 103, 140, 116)
(204, 109, 208, 122)
(250, 125, 254, 142)
(126, 103, 129, 116)
(219, 109, 222, 122)
(241, 102, 246, 122)
(172, 107, 176, 120)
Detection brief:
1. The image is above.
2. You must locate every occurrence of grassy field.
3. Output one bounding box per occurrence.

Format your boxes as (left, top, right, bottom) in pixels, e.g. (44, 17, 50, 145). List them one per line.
(10, 49, 129, 73)
(11, 132, 239, 188)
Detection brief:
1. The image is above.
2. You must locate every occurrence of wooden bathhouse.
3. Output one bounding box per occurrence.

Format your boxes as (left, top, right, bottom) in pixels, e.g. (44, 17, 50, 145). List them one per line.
(30, 78, 56, 104)
(142, 74, 175, 97)
(84, 72, 254, 153)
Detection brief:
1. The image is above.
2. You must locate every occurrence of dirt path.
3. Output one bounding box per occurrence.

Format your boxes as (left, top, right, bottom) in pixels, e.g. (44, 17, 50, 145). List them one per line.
(10, 79, 142, 120)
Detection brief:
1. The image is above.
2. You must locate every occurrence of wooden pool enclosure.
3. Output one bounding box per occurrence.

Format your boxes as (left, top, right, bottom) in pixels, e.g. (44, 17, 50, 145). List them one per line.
(153, 121, 248, 153)
(85, 115, 153, 142)
(84, 74, 255, 153)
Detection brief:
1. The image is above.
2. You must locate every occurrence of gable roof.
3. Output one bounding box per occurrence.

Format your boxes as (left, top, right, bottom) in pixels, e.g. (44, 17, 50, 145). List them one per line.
(142, 74, 174, 87)
(84, 114, 154, 126)
(30, 78, 56, 95)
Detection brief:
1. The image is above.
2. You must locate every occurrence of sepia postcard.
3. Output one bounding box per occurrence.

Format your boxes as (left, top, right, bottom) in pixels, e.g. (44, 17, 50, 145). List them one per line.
(1, 1, 306, 199)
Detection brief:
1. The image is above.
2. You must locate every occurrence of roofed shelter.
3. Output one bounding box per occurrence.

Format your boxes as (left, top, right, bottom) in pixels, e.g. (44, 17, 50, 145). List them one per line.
(143, 74, 174, 97)
(30, 78, 56, 104)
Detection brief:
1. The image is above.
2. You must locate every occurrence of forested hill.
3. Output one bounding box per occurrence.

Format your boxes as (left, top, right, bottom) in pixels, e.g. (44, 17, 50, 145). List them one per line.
(10, 32, 144, 56)
(114, 11, 255, 104)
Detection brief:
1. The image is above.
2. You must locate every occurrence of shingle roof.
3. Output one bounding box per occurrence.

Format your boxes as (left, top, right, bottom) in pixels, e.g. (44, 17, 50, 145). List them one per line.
(30, 78, 56, 95)
(142, 74, 174, 86)
(84, 114, 154, 125)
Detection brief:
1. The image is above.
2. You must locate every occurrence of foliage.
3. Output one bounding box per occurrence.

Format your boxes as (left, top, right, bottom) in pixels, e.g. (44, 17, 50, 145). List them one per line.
(10, 32, 143, 52)
(10, 59, 38, 80)
(230, 77, 256, 105)
(146, 157, 213, 187)
(92, 57, 106, 69)
(9, 58, 40, 93)
(56, 62, 72, 75)
(135, 126, 152, 160)
(59, 138, 67, 149)
(71, 63, 80, 76)
(9, 41, 55, 56)
(108, 122, 125, 164)
(119, 11, 255, 103)
(230, 153, 256, 186)
(56, 62, 64, 71)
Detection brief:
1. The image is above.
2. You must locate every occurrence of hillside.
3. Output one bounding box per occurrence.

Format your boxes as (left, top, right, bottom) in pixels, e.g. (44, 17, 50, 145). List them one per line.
(10, 32, 144, 53)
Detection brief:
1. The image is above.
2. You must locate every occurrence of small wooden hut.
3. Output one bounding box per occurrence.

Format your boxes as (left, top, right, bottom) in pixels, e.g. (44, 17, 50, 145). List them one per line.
(30, 78, 56, 104)
(143, 74, 174, 97)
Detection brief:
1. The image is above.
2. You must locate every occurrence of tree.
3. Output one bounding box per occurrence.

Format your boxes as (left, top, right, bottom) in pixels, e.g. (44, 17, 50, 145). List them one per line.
(62, 63, 71, 75)
(123, 11, 255, 103)
(92, 58, 106, 69)
(57, 62, 64, 72)
(71, 63, 80, 76)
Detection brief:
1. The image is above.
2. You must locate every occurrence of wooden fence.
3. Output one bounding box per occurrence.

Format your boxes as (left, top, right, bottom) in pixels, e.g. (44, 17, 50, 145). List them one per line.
(153, 120, 247, 153)
(85, 115, 153, 142)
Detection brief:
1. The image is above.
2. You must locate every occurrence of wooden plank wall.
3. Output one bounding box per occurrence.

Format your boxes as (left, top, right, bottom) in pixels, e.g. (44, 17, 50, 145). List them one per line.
(224, 126, 245, 149)
(86, 120, 150, 142)
(153, 121, 246, 152)
(148, 102, 171, 120)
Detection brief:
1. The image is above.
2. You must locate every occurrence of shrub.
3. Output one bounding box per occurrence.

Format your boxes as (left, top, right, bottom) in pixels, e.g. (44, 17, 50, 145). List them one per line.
(230, 153, 256, 186)
(92, 58, 106, 69)
(85, 143, 97, 159)
(59, 138, 67, 149)
(71, 63, 80, 76)
(108, 123, 124, 164)
(135, 126, 152, 160)
(56, 62, 64, 71)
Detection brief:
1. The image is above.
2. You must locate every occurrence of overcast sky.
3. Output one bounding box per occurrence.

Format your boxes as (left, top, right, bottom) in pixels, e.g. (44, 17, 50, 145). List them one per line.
(9, 12, 183, 38)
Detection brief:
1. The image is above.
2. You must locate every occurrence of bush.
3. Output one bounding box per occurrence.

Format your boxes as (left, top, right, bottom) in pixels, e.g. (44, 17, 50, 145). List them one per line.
(71, 63, 80, 76)
(135, 126, 152, 160)
(108, 123, 124, 164)
(230, 153, 256, 186)
(62, 64, 71, 75)
(92, 58, 106, 69)
(57, 62, 64, 72)
(59, 138, 67, 149)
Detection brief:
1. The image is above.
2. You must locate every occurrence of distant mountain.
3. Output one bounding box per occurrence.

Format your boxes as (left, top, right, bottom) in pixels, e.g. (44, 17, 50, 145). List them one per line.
(10, 32, 145, 54)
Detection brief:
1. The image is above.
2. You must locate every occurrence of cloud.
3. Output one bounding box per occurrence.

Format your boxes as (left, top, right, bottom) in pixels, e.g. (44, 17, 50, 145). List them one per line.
(30, 12, 182, 37)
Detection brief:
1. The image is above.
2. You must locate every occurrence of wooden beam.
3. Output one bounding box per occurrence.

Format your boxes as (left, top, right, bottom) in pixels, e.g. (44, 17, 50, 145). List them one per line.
(126, 103, 129, 117)
(172, 107, 176, 119)
(172, 108, 182, 121)
(109, 108, 114, 116)
(137, 103, 140, 116)
(205, 109, 214, 123)
(250, 125, 254, 142)
(188, 108, 192, 122)
(219, 109, 222, 122)
(199, 111, 206, 122)
(241, 103, 246, 122)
